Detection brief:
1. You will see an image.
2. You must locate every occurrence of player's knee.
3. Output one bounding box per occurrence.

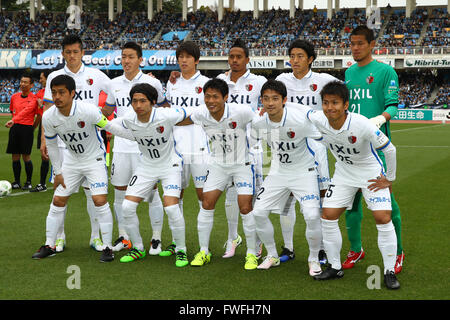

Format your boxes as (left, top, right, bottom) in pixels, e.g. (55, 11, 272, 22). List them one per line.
(122, 199, 139, 218)
(52, 196, 67, 207)
(201, 199, 215, 210)
(92, 196, 107, 207)
(239, 205, 252, 215)
(302, 206, 321, 221)
(374, 212, 392, 225)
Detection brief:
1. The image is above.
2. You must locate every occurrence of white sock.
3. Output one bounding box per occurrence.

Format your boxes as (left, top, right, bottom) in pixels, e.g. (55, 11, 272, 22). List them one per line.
(45, 203, 67, 247)
(197, 207, 214, 254)
(149, 189, 164, 240)
(179, 198, 184, 216)
(321, 218, 342, 270)
(280, 195, 296, 251)
(84, 189, 100, 240)
(253, 209, 278, 258)
(376, 221, 397, 273)
(95, 202, 114, 248)
(305, 218, 322, 262)
(241, 211, 256, 255)
(319, 200, 325, 251)
(225, 187, 240, 241)
(55, 205, 67, 240)
(113, 188, 128, 239)
(165, 204, 186, 252)
(122, 199, 144, 251)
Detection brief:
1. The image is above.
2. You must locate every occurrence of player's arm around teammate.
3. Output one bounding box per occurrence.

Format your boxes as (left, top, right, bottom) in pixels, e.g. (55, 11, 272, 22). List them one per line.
(306, 81, 400, 290)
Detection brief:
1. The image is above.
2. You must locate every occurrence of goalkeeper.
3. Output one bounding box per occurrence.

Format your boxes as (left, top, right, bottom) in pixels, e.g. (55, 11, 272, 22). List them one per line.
(344, 25, 404, 274)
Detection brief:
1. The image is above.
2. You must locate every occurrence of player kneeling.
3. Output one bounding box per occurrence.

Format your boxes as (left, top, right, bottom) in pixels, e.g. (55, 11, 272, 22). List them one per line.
(307, 81, 400, 290)
(32, 75, 132, 262)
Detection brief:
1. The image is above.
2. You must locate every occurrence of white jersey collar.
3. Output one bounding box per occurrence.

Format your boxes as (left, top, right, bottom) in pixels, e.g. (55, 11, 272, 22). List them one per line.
(64, 63, 85, 76)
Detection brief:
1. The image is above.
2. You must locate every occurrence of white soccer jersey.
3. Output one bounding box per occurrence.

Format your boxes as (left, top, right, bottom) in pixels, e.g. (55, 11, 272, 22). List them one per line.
(190, 103, 256, 166)
(307, 110, 392, 188)
(251, 104, 321, 176)
(217, 69, 267, 112)
(276, 70, 339, 110)
(108, 71, 165, 153)
(114, 107, 187, 173)
(43, 101, 106, 162)
(166, 71, 209, 158)
(44, 64, 113, 106)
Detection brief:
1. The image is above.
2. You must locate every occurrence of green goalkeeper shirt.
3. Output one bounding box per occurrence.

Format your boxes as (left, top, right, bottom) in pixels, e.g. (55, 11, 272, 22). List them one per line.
(345, 59, 399, 138)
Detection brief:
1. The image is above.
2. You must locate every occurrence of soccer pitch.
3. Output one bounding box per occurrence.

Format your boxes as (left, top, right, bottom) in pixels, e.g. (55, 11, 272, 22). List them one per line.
(0, 118, 449, 301)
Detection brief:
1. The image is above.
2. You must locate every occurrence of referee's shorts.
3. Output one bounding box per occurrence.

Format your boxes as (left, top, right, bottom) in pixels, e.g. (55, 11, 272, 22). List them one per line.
(6, 123, 34, 155)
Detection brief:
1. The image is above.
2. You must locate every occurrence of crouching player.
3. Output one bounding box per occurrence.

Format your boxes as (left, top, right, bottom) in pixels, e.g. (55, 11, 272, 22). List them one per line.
(32, 75, 132, 262)
(108, 83, 190, 267)
(307, 81, 400, 289)
(251, 80, 323, 275)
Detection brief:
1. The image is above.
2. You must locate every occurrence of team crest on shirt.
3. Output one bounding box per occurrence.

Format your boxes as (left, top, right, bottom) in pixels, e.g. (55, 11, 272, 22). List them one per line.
(310, 83, 318, 92)
(348, 135, 357, 144)
(77, 121, 85, 128)
(366, 75, 374, 84)
(86, 78, 93, 85)
(287, 130, 295, 138)
(228, 121, 237, 129)
(156, 126, 164, 133)
(245, 84, 253, 91)
(195, 86, 202, 94)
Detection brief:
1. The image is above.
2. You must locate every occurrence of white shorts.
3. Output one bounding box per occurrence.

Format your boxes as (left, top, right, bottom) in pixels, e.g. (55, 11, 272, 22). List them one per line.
(322, 183, 392, 211)
(253, 172, 321, 213)
(110, 152, 141, 186)
(126, 165, 182, 199)
(54, 158, 109, 197)
(203, 162, 255, 195)
(307, 138, 330, 191)
(226, 152, 263, 195)
(181, 162, 208, 189)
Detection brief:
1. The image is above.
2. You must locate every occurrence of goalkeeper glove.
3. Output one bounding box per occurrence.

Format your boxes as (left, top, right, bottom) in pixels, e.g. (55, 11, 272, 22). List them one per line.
(370, 115, 386, 128)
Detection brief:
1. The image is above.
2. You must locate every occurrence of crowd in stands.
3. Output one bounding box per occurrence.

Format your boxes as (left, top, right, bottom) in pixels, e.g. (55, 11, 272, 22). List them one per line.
(0, 6, 448, 52)
(433, 82, 449, 105)
(397, 72, 436, 107)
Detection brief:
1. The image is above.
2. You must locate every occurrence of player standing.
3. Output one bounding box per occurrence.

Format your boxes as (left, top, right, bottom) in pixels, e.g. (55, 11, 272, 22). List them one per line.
(108, 83, 189, 267)
(216, 39, 267, 259)
(104, 42, 166, 255)
(251, 80, 323, 276)
(177, 78, 259, 270)
(275, 39, 338, 263)
(163, 41, 210, 257)
(31, 69, 51, 192)
(344, 26, 404, 273)
(31, 75, 129, 262)
(308, 81, 400, 290)
(41, 34, 114, 253)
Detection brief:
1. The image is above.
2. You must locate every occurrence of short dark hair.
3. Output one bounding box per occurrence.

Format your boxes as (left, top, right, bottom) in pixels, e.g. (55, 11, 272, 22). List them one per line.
(40, 69, 52, 79)
(288, 39, 316, 67)
(350, 25, 375, 43)
(320, 81, 349, 104)
(62, 33, 83, 51)
(176, 41, 200, 61)
(129, 83, 158, 104)
(50, 74, 76, 92)
(230, 39, 249, 57)
(21, 70, 33, 82)
(123, 41, 143, 58)
(203, 78, 229, 98)
(260, 79, 287, 99)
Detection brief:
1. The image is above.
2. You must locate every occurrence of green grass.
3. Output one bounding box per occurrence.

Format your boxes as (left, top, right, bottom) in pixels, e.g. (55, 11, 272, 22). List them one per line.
(0, 117, 449, 300)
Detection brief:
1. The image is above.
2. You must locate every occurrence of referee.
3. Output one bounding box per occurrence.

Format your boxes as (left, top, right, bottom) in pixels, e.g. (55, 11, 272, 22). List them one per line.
(5, 72, 41, 190)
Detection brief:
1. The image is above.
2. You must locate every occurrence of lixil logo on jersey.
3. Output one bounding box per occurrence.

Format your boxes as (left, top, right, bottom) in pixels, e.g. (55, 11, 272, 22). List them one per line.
(228, 121, 237, 129)
(310, 83, 318, 92)
(287, 130, 295, 138)
(348, 135, 357, 144)
(86, 78, 93, 85)
(156, 126, 164, 133)
(195, 86, 202, 94)
(366, 75, 374, 84)
(77, 121, 85, 128)
(245, 84, 253, 91)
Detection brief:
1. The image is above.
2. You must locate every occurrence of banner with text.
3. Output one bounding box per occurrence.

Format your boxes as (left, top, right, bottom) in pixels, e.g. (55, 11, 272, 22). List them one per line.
(31, 49, 179, 70)
(404, 58, 450, 68)
(0, 50, 32, 69)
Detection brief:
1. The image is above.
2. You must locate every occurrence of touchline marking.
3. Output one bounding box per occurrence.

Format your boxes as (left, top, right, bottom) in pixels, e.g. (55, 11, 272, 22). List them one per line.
(6, 187, 53, 197)
(391, 124, 447, 133)
(397, 145, 450, 148)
